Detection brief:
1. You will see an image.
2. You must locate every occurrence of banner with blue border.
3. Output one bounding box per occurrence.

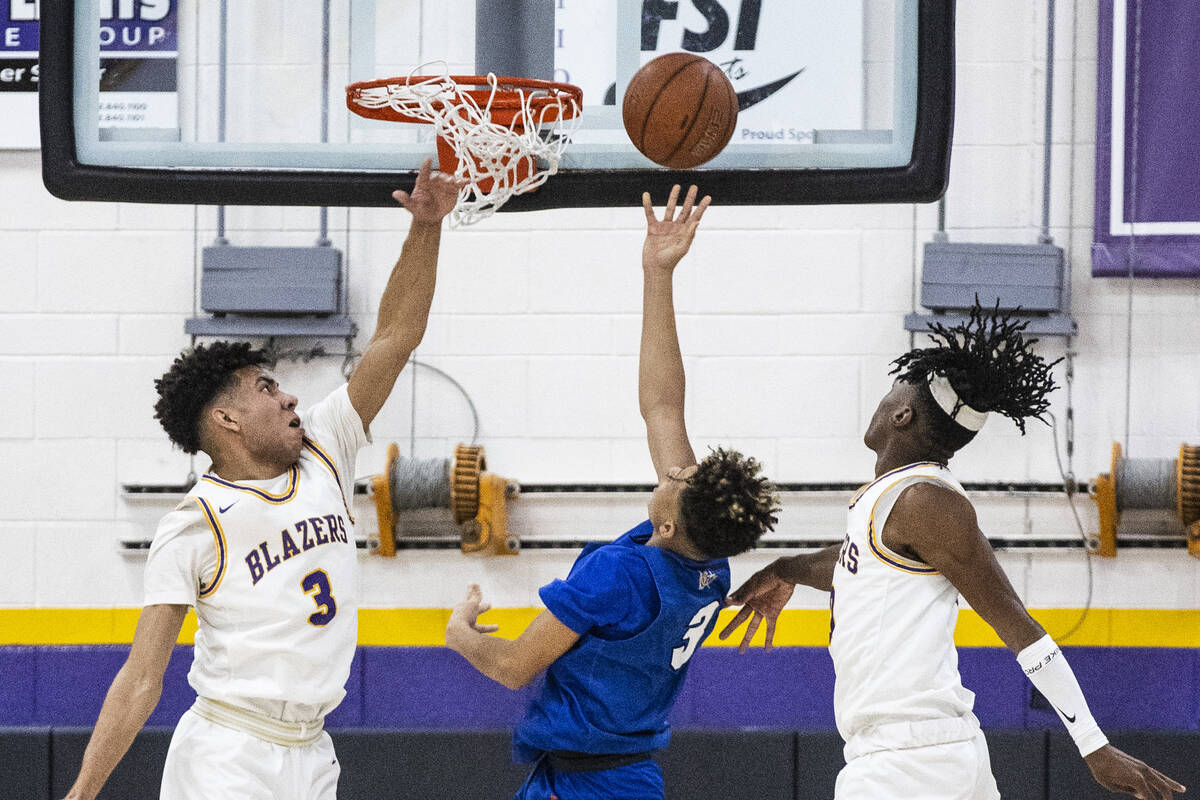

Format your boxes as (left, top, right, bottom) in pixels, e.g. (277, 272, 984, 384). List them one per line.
(1, 0, 178, 148)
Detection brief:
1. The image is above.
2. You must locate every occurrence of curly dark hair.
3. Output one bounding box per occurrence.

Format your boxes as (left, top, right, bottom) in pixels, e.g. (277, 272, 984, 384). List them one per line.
(678, 447, 780, 559)
(889, 299, 1061, 440)
(153, 341, 270, 454)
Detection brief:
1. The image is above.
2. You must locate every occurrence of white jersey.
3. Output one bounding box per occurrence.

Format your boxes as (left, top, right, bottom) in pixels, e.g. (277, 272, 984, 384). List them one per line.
(144, 384, 368, 724)
(829, 461, 977, 743)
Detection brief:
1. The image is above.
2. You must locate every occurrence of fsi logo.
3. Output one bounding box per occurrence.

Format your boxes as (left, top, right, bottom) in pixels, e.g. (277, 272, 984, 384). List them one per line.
(640, 0, 802, 113)
(641, 0, 763, 52)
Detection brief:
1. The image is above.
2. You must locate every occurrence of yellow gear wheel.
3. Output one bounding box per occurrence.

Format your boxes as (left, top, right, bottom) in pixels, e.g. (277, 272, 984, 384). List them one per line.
(451, 444, 486, 524)
(1179, 444, 1200, 526)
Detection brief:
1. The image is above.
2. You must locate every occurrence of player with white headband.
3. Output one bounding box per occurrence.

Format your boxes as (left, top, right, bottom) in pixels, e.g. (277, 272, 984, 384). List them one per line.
(721, 302, 1185, 800)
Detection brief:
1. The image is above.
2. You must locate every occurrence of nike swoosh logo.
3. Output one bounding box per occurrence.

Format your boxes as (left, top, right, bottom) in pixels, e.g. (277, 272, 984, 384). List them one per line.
(218, 501, 239, 514)
(1055, 705, 1077, 723)
(735, 68, 806, 112)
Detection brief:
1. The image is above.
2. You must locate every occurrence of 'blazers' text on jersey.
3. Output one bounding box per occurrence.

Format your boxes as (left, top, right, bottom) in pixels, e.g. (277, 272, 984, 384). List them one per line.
(144, 384, 368, 724)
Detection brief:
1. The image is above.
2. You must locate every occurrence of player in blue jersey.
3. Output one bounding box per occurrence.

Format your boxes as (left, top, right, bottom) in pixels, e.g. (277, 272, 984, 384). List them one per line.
(445, 185, 780, 800)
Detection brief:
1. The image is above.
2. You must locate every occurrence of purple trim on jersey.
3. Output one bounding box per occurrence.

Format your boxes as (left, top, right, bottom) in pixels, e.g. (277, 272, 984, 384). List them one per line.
(302, 437, 354, 524)
(201, 465, 299, 503)
(303, 437, 341, 484)
(194, 498, 227, 598)
(865, 519, 939, 575)
(847, 461, 944, 511)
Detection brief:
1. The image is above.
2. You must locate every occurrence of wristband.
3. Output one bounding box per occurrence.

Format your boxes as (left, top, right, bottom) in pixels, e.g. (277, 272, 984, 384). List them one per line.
(1016, 634, 1109, 756)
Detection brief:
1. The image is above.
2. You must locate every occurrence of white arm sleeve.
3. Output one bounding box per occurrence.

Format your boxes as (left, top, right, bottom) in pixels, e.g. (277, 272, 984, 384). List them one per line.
(1016, 634, 1109, 756)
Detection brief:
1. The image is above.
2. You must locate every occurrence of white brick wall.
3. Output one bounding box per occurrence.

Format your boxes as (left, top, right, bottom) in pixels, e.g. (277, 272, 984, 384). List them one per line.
(1, 1, 1197, 610)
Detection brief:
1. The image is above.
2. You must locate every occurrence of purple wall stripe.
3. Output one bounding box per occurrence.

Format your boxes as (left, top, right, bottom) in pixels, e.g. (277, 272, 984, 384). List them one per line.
(2, 646, 1196, 731)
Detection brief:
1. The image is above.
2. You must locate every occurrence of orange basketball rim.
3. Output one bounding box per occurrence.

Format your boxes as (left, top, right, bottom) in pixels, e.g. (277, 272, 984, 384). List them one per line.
(346, 75, 582, 127)
(346, 74, 583, 220)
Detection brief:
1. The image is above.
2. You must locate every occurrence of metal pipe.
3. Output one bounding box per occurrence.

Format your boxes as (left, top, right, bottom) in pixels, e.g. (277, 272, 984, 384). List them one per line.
(1039, 0, 1056, 244)
(215, 0, 229, 245)
(317, 0, 332, 247)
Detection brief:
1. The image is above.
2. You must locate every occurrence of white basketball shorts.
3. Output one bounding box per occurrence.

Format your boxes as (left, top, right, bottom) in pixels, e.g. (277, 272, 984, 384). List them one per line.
(159, 709, 340, 800)
(834, 729, 1000, 800)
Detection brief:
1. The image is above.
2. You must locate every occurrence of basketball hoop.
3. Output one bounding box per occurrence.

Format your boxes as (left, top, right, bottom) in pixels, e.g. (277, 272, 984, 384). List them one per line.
(347, 69, 583, 226)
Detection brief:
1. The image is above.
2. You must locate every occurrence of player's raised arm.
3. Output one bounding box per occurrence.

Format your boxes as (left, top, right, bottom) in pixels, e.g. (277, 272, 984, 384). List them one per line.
(346, 159, 468, 427)
(639, 184, 710, 479)
(61, 604, 189, 800)
(890, 483, 1186, 800)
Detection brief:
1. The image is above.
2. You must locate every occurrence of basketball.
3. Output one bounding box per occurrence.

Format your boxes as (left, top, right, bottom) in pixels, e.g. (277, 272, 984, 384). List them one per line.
(622, 53, 739, 169)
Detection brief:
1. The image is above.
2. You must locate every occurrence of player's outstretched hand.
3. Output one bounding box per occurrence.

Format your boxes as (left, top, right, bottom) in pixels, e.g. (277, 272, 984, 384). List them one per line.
(718, 559, 795, 653)
(446, 584, 500, 643)
(1085, 745, 1186, 800)
(392, 158, 469, 225)
(642, 184, 711, 274)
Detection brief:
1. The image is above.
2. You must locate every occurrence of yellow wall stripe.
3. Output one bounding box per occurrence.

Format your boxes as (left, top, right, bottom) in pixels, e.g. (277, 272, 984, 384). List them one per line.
(1, 607, 1198, 647)
(0, 609, 200, 645)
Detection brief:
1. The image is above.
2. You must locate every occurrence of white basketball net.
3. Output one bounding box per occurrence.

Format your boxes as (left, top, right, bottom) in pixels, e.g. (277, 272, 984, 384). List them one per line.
(351, 69, 581, 227)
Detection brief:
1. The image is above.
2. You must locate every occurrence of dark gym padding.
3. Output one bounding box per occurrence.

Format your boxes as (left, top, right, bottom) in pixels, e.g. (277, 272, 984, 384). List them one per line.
(659, 730, 795, 800)
(50, 727, 173, 800)
(1047, 730, 1200, 799)
(19, 726, 1200, 798)
(0, 727, 50, 800)
(794, 731, 846, 800)
(331, 729, 529, 799)
(985, 729, 1048, 800)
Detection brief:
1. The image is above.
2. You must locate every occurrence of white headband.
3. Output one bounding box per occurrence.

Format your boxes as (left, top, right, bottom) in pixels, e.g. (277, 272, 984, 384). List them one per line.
(927, 374, 989, 432)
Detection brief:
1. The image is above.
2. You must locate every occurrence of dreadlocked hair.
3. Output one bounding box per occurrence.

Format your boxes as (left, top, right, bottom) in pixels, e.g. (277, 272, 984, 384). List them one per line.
(678, 447, 780, 559)
(888, 299, 1061, 435)
(153, 341, 270, 454)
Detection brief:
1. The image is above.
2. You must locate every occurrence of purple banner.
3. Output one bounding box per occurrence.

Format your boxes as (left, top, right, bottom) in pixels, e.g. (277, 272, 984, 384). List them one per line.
(1093, 0, 1200, 277)
(0, 21, 38, 53)
(1, 2, 177, 54)
(1, 0, 178, 146)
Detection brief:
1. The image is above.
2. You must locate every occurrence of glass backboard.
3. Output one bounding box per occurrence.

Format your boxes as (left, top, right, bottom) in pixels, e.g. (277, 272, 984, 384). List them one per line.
(38, 0, 954, 208)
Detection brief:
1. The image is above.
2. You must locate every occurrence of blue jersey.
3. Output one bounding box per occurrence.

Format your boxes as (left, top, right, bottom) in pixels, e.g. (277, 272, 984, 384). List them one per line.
(513, 521, 730, 760)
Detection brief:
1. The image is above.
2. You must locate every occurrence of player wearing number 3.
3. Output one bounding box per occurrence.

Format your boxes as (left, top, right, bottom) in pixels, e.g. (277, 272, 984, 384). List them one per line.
(60, 160, 467, 800)
(445, 186, 779, 800)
